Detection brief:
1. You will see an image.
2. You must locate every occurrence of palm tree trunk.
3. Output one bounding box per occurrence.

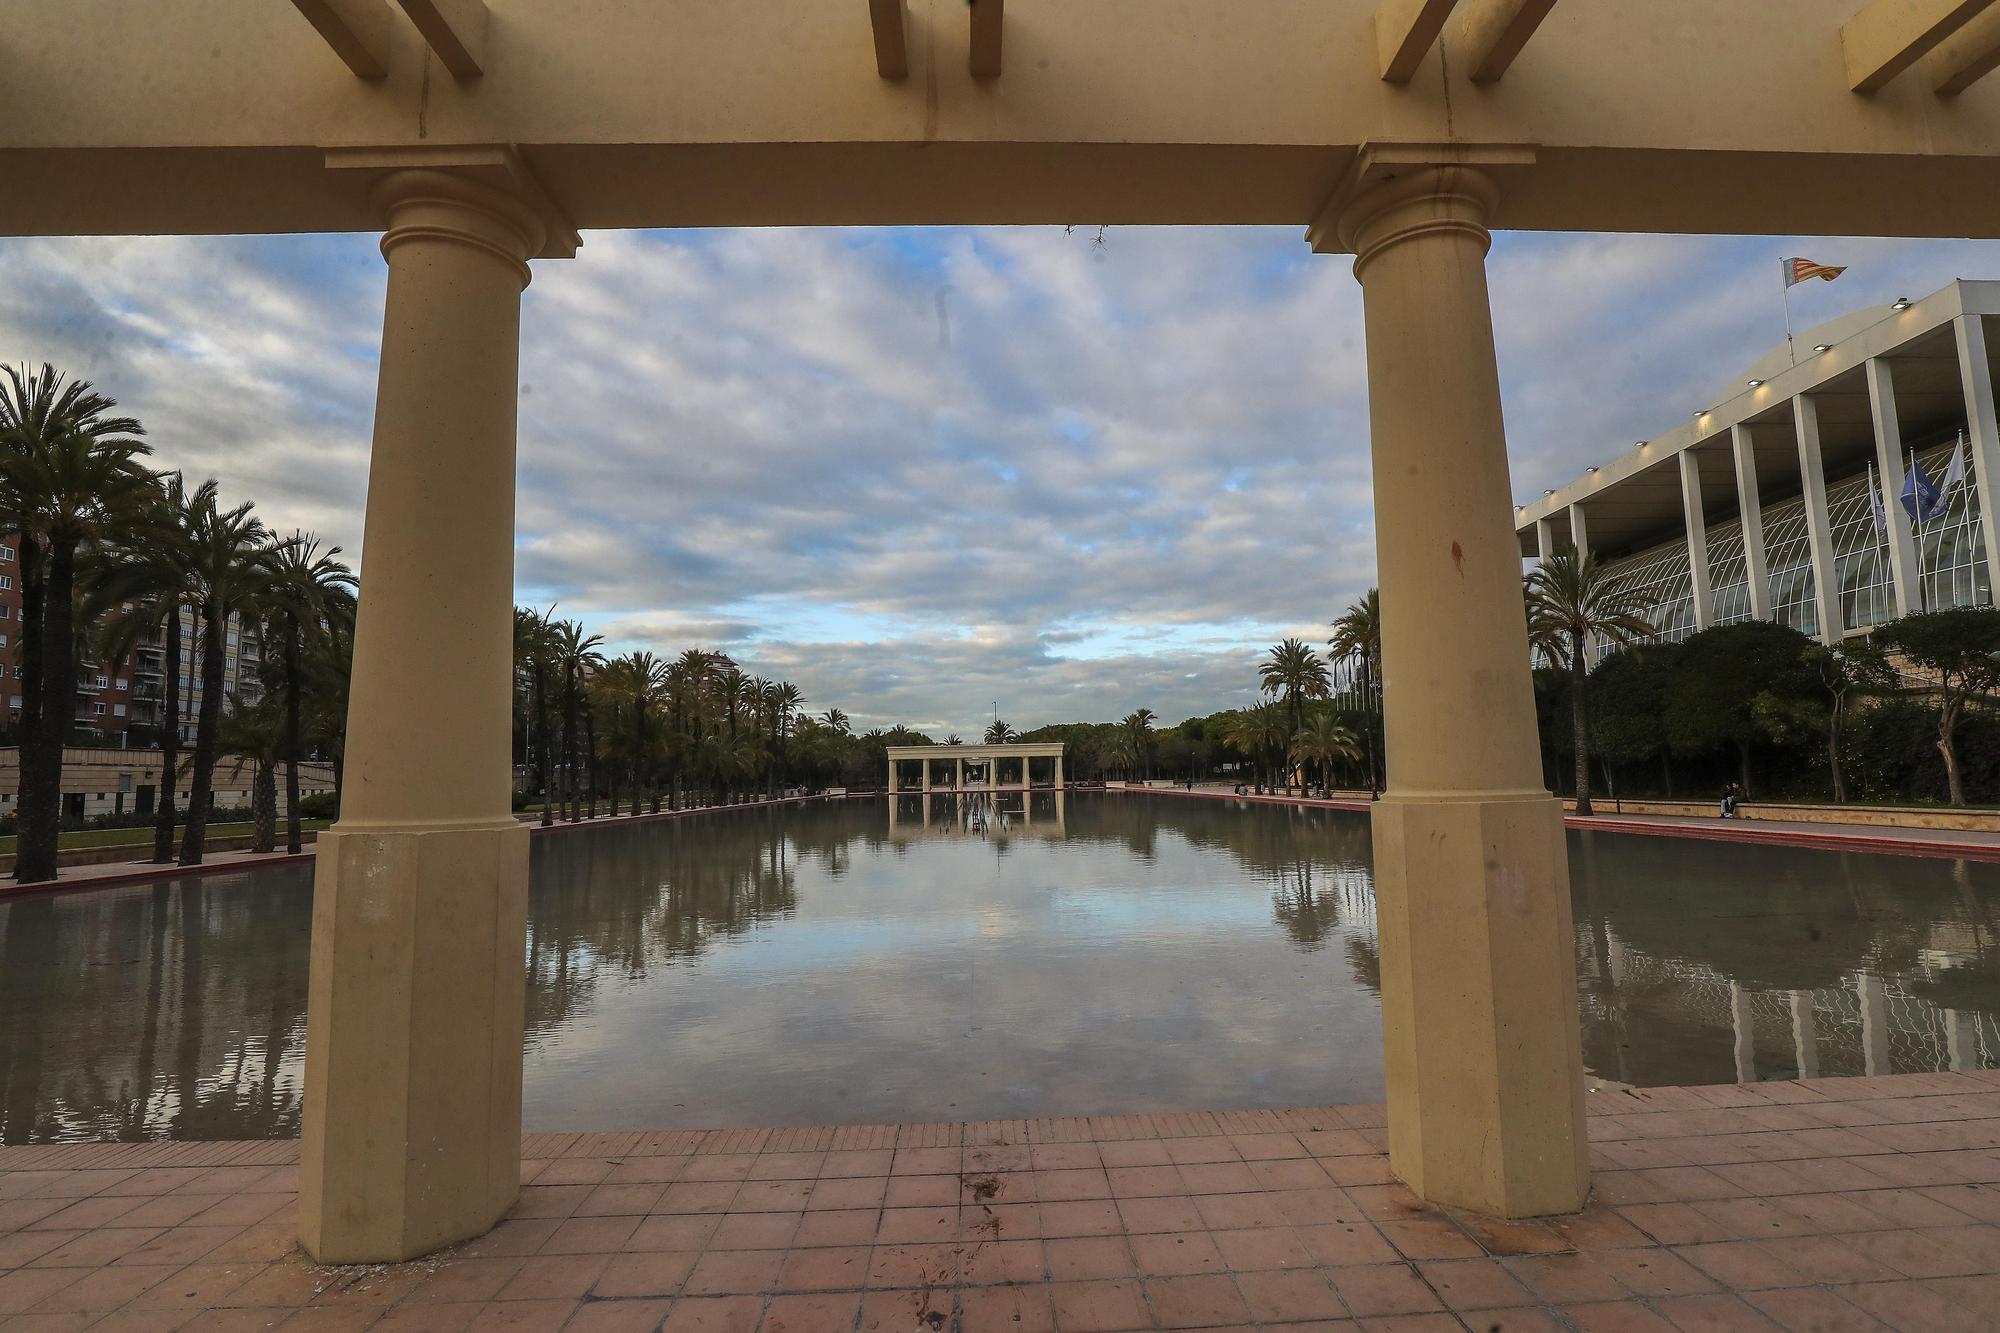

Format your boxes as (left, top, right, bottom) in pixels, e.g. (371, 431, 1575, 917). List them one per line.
(1570, 638, 1594, 817)
(533, 670, 552, 827)
(1940, 695, 1968, 806)
(251, 759, 276, 854)
(152, 601, 182, 863)
(178, 600, 227, 866)
(583, 700, 598, 818)
(283, 616, 304, 853)
(563, 665, 580, 824)
(17, 536, 77, 884)
(1827, 694, 1848, 805)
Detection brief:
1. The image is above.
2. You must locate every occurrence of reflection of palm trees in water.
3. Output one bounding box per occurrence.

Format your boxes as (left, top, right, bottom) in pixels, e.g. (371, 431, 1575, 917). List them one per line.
(1272, 859, 1337, 949)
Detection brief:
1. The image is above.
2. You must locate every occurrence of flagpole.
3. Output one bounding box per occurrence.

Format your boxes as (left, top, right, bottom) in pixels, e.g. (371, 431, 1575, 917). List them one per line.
(1780, 258, 1798, 366)
(1912, 446, 1928, 612)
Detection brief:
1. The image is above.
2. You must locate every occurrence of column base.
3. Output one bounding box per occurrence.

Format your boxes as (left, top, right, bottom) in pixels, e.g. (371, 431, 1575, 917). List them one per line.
(1370, 792, 1588, 1218)
(300, 821, 530, 1263)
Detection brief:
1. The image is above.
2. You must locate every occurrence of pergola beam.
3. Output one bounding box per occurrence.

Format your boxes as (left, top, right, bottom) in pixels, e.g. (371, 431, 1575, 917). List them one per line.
(1933, 5, 2000, 91)
(969, 0, 1003, 78)
(869, 0, 909, 80)
(1377, 0, 1461, 83)
(1842, 0, 1998, 93)
(1459, 0, 1558, 83)
(396, 0, 486, 79)
(289, 0, 397, 79)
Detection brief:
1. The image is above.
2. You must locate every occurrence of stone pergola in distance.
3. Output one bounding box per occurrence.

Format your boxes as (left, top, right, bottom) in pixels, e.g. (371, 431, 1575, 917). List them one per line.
(13, 0, 2000, 1264)
(885, 741, 1065, 792)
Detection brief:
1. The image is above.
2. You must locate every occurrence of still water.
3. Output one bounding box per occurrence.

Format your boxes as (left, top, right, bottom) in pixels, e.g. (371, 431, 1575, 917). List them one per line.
(0, 793, 1994, 1143)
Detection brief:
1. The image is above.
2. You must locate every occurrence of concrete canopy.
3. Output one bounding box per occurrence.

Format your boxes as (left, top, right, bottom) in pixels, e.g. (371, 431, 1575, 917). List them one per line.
(9, 2, 2000, 245)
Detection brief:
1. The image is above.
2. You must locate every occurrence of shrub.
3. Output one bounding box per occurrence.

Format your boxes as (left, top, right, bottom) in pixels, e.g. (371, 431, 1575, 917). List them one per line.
(299, 791, 339, 820)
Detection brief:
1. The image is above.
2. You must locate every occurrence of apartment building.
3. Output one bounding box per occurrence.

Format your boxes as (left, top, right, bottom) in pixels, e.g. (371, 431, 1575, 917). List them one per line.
(0, 544, 264, 746)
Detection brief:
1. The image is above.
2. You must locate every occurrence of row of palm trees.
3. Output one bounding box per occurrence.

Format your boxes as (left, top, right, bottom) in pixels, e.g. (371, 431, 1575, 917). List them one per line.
(0, 365, 356, 882)
(1239, 590, 1384, 796)
(514, 611, 842, 820)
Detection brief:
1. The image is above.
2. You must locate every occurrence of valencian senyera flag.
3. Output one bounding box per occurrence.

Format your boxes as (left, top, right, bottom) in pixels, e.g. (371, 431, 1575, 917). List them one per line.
(1785, 258, 1848, 286)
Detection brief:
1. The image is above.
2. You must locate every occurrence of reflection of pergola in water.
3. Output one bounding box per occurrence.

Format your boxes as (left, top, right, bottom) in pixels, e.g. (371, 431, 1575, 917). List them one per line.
(20, 0, 2000, 1261)
(885, 742, 1065, 792)
(887, 788, 1067, 837)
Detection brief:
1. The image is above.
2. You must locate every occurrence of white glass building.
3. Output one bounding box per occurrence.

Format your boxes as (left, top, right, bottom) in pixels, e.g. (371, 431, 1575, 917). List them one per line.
(1517, 281, 2000, 658)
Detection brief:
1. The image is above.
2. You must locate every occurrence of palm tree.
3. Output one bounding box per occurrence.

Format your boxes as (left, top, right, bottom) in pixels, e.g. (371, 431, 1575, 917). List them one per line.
(1221, 704, 1289, 793)
(178, 491, 271, 865)
(214, 691, 283, 854)
(1524, 545, 1658, 816)
(983, 719, 1017, 744)
(1291, 713, 1360, 797)
(549, 619, 605, 822)
(1328, 589, 1382, 797)
(514, 607, 558, 825)
(262, 532, 355, 852)
(301, 619, 353, 813)
(820, 707, 850, 734)
(89, 472, 207, 864)
(0, 365, 154, 883)
(1120, 709, 1156, 782)
(1259, 637, 1331, 746)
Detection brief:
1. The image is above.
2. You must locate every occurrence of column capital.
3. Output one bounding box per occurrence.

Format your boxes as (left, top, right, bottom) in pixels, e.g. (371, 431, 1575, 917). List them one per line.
(328, 145, 580, 278)
(1306, 142, 1534, 273)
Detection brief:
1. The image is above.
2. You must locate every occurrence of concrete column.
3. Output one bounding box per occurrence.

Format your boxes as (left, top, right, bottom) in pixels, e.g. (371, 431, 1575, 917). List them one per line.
(921, 758, 932, 792)
(1330, 165, 1587, 1217)
(1789, 991, 1819, 1079)
(1865, 358, 1922, 616)
(1679, 450, 1714, 631)
(300, 169, 544, 1263)
(1054, 753, 1064, 788)
(1732, 424, 1773, 621)
(1532, 517, 1552, 561)
(955, 757, 965, 789)
(1566, 501, 1590, 558)
(887, 758, 900, 794)
(1730, 982, 1756, 1083)
(1793, 395, 1844, 644)
(1954, 315, 2000, 605)
(1858, 973, 1890, 1077)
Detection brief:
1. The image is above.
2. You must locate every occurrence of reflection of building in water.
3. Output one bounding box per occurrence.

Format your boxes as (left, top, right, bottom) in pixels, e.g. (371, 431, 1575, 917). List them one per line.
(885, 742, 1065, 793)
(887, 790, 1066, 839)
(1578, 926, 1998, 1084)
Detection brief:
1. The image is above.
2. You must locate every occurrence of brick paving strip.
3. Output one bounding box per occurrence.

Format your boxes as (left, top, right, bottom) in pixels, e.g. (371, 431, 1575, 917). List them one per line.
(2, 1072, 1998, 1330)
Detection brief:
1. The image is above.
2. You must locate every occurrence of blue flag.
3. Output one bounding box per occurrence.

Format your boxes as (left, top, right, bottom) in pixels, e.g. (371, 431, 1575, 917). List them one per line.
(1902, 456, 1948, 523)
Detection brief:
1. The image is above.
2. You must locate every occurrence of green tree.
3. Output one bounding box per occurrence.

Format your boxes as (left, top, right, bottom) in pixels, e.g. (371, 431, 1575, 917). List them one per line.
(1803, 640, 1897, 804)
(1290, 712, 1359, 796)
(1665, 620, 1817, 796)
(1875, 607, 2000, 806)
(1259, 637, 1330, 739)
(1587, 644, 1682, 796)
(262, 532, 356, 851)
(549, 619, 605, 822)
(1525, 547, 1657, 815)
(0, 365, 154, 883)
(1328, 589, 1382, 794)
(514, 606, 558, 823)
(178, 492, 271, 865)
(983, 719, 1017, 743)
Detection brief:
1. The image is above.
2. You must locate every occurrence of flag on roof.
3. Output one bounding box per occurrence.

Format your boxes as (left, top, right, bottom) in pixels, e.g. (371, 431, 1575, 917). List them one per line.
(1784, 258, 1847, 287)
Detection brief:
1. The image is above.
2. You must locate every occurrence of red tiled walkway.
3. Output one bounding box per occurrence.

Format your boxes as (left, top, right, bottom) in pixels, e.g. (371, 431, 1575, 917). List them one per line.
(2, 1072, 1997, 1330)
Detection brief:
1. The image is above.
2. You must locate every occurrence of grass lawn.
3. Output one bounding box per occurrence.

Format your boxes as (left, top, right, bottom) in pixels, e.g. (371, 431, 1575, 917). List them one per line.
(0, 819, 334, 856)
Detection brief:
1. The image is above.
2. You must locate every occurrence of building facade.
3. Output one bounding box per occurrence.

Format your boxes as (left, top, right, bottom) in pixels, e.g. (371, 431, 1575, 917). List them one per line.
(0, 546, 264, 747)
(1516, 281, 2000, 656)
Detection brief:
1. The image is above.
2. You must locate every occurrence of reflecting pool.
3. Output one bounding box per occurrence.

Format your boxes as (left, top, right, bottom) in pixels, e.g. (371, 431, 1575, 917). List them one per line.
(0, 792, 1994, 1143)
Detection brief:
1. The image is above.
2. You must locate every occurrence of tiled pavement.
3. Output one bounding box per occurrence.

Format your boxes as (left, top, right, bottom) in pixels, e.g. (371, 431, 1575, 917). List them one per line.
(3, 1073, 1999, 1330)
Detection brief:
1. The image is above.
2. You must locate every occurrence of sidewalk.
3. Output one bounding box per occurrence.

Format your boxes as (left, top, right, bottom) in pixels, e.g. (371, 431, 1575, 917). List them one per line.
(1132, 784, 2000, 862)
(1, 1071, 1995, 1330)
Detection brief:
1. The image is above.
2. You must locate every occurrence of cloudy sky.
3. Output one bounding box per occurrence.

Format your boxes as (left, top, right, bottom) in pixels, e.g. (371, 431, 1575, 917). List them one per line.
(4, 225, 1999, 736)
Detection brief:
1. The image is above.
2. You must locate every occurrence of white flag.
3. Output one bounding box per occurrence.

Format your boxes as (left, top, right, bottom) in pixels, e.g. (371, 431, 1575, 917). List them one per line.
(1942, 434, 1970, 492)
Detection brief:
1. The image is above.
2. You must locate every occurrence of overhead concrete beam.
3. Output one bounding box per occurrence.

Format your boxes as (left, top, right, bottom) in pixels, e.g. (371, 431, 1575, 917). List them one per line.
(1842, 0, 1997, 93)
(1377, 0, 1461, 82)
(969, 0, 1003, 78)
(396, 0, 486, 79)
(1459, 0, 1558, 83)
(289, 0, 396, 79)
(1932, 5, 2000, 91)
(869, 0, 909, 80)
